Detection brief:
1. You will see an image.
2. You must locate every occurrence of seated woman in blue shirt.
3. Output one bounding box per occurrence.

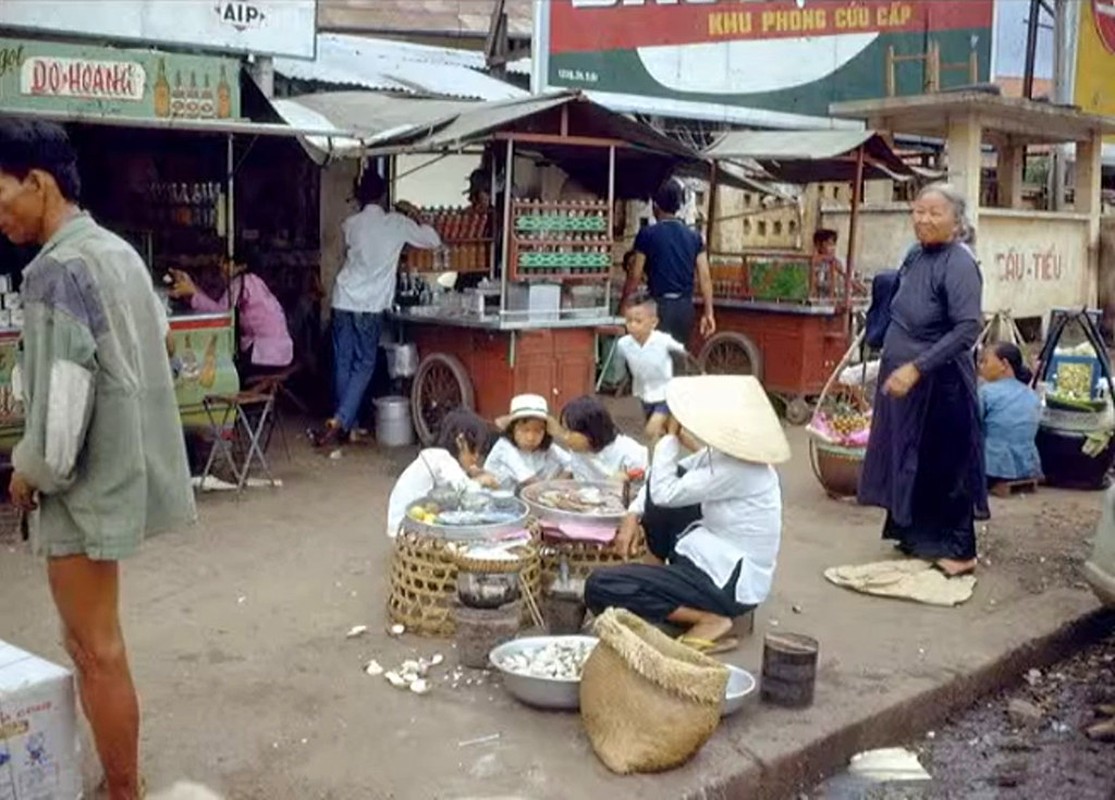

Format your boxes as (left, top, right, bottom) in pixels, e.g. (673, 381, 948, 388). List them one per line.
(978, 342, 1041, 494)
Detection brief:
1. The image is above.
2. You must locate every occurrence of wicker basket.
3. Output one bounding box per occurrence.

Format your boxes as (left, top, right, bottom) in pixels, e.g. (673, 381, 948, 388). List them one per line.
(810, 440, 866, 499)
(387, 530, 542, 637)
(539, 526, 647, 588)
(807, 330, 873, 500)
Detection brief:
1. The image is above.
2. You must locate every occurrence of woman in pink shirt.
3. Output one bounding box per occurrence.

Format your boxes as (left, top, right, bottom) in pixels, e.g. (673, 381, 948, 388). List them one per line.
(169, 252, 294, 378)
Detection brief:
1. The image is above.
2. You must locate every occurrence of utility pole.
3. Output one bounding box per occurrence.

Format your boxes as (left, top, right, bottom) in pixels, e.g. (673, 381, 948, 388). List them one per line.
(1050, 0, 1071, 210)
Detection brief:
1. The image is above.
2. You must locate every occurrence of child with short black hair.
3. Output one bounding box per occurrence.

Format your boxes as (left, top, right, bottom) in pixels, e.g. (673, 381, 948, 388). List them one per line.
(385, 409, 499, 536)
(615, 295, 688, 438)
(553, 395, 648, 482)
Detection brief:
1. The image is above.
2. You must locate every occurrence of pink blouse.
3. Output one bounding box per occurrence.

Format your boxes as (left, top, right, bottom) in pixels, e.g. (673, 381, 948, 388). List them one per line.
(190, 273, 294, 368)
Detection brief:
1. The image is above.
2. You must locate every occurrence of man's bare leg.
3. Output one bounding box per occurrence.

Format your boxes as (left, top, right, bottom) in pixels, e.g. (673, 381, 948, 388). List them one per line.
(48, 555, 140, 800)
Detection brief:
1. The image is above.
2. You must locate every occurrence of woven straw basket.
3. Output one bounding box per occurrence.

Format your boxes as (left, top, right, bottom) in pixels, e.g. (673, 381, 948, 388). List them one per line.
(579, 609, 728, 774)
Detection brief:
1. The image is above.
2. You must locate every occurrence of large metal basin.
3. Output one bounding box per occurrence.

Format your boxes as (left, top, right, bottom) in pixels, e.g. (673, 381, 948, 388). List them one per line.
(520, 480, 628, 528)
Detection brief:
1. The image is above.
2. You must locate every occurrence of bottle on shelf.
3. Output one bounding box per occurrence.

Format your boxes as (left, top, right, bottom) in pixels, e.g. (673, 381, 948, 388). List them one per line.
(153, 58, 171, 118)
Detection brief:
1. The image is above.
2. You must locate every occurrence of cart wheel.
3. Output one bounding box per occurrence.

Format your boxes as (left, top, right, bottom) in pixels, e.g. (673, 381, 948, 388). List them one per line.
(698, 332, 764, 380)
(410, 353, 475, 445)
(784, 395, 813, 426)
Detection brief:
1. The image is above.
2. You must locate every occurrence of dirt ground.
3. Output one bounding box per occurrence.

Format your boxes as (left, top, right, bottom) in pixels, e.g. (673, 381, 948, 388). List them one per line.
(812, 631, 1115, 800)
(0, 397, 1108, 799)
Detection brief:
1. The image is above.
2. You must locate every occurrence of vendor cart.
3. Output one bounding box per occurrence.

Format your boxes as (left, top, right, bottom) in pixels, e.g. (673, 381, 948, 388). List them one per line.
(698, 131, 922, 424)
(353, 93, 703, 443)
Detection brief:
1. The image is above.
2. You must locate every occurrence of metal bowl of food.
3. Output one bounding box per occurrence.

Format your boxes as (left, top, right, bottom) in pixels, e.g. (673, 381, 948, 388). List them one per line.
(520, 480, 629, 528)
(721, 664, 758, 717)
(489, 635, 598, 710)
(402, 490, 530, 541)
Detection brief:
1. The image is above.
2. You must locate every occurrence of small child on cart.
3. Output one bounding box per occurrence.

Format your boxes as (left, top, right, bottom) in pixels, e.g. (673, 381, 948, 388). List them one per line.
(386, 409, 500, 537)
(614, 295, 689, 438)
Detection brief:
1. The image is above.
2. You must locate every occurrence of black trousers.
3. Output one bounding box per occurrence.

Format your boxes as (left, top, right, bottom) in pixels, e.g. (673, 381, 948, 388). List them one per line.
(585, 556, 754, 622)
(655, 296, 695, 350)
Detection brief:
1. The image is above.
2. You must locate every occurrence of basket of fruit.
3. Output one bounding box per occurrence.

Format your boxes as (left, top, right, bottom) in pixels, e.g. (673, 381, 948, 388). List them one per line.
(807, 333, 872, 499)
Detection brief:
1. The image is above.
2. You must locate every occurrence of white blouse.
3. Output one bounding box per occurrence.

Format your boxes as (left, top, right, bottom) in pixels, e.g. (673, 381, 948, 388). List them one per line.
(567, 434, 648, 482)
(386, 448, 477, 536)
(484, 438, 571, 490)
(630, 436, 783, 605)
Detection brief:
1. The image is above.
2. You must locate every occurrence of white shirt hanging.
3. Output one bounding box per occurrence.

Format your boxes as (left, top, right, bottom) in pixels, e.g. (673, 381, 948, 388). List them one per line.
(567, 434, 648, 482)
(615, 331, 687, 403)
(333, 205, 441, 313)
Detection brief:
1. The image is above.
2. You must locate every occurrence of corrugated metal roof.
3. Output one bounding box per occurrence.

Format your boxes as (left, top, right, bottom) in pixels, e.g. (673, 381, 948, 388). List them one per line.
(317, 0, 533, 38)
(274, 90, 708, 199)
(703, 130, 918, 183)
(273, 34, 526, 101)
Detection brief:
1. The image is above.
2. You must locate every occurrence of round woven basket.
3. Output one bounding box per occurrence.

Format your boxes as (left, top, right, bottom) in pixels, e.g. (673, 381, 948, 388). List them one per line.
(809, 439, 866, 499)
(539, 526, 647, 588)
(387, 530, 542, 637)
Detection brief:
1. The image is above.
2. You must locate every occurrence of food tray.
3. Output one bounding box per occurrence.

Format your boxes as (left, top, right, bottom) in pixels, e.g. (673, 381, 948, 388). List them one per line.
(401, 494, 531, 541)
(520, 480, 629, 528)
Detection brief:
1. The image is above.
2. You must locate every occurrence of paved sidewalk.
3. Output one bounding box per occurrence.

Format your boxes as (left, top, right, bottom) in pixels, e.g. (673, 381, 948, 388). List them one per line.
(0, 405, 1106, 799)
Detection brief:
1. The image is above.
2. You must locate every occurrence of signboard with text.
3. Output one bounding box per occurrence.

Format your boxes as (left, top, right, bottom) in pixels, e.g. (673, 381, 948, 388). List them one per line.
(536, 0, 994, 123)
(0, 0, 316, 60)
(0, 37, 241, 121)
(1075, 0, 1115, 141)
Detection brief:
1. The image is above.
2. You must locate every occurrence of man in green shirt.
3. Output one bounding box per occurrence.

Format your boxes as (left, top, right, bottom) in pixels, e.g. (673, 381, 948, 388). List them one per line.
(0, 120, 195, 800)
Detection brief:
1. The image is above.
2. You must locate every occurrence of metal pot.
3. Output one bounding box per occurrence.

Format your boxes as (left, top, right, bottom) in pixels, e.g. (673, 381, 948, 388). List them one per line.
(457, 570, 521, 609)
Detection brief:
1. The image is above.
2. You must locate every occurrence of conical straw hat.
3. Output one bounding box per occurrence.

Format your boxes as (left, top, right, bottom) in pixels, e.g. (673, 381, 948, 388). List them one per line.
(665, 375, 791, 465)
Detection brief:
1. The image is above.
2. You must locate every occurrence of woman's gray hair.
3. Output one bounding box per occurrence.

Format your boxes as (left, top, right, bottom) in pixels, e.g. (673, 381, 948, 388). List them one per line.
(917, 182, 976, 245)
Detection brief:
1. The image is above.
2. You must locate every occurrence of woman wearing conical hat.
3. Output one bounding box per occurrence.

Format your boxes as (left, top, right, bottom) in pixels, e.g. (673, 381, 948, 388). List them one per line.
(584, 375, 789, 655)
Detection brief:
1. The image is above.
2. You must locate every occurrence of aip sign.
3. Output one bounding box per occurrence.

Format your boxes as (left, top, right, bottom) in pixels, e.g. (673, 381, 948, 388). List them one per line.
(215, 2, 267, 30)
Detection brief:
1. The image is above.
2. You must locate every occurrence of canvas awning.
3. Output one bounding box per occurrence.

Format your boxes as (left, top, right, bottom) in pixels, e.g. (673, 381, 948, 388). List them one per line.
(703, 129, 924, 184)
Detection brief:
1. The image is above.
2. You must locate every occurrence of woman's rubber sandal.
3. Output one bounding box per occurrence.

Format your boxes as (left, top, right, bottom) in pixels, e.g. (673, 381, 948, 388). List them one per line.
(677, 635, 739, 655)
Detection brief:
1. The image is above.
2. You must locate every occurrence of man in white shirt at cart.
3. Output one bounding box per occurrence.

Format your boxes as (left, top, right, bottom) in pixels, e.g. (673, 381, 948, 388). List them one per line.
(310, 170, 441, 447)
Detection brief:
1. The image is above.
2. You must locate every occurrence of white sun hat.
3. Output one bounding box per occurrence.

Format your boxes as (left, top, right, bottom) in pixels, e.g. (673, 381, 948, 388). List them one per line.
(495, 393, 551, 430)
(665, 375, 791, 465)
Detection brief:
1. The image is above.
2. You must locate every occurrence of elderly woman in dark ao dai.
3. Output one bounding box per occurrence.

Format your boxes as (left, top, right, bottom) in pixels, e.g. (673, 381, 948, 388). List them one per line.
(858, 183, 987, 578)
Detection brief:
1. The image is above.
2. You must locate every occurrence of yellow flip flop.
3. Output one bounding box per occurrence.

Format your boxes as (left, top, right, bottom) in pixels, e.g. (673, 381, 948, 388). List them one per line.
(677, 635, 739, 655)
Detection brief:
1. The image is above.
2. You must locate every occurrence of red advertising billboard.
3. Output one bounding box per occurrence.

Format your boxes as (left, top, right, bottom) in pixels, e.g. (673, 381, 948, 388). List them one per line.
(536, 0, 995, 123)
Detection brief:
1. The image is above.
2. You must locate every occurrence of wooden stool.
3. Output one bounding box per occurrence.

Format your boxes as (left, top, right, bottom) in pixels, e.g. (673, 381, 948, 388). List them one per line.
(990, 478, 1039, 498)
(387, 529, 542, 637)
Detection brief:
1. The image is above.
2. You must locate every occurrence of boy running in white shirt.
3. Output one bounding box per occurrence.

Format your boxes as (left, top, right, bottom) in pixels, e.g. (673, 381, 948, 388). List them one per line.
(615, 296, 689, 438)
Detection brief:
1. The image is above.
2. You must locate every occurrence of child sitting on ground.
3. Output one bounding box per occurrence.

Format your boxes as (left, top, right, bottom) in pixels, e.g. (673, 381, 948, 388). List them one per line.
(484, 394, 571, 490)
(615, 295, 689, 438)
(551, 395, 648, 483)
(385, 409, 499, 536)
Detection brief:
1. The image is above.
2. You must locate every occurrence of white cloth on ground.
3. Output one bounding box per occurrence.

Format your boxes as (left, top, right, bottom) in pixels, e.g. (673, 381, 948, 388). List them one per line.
(824, 559, 976, 606)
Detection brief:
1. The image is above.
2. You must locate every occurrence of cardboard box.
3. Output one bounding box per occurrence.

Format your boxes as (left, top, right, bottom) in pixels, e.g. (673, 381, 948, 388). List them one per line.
(0, 640, 81, 800)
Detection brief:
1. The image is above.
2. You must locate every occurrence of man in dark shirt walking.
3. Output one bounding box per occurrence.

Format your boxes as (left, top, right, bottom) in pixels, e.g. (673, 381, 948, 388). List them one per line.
(620, 178, 716, 350)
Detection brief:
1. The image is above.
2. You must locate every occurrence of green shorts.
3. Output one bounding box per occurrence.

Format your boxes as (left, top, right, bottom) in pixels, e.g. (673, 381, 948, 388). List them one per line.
(30, 497, 143, 561)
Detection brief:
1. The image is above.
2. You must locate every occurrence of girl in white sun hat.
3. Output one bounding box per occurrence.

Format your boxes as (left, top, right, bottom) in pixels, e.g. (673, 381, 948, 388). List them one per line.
(585, 374, 789, 655)
(484, 393, 571, 490)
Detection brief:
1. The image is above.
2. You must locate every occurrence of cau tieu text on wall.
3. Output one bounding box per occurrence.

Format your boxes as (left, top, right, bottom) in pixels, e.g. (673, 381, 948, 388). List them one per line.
(540, 0, 993, 121)
(0, 38, 240, 121)
(980, 212, 1091, 319)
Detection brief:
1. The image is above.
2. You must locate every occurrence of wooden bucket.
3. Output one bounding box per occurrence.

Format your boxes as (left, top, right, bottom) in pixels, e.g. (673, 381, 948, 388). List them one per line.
(760, 633, 819, 708)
